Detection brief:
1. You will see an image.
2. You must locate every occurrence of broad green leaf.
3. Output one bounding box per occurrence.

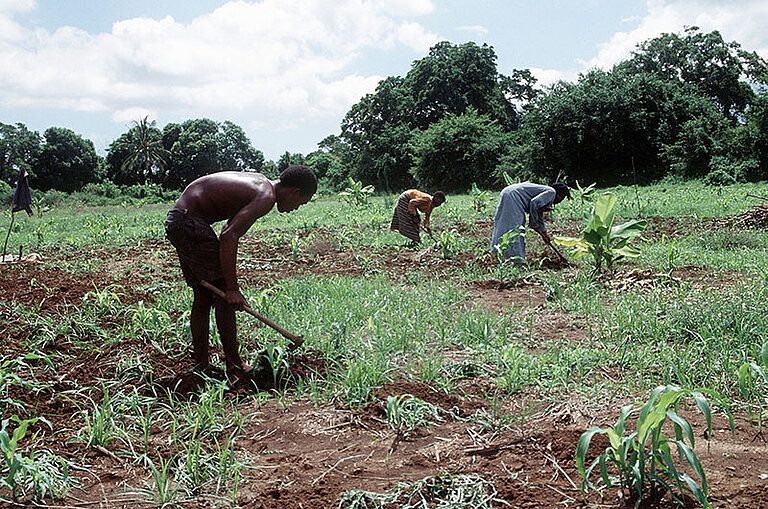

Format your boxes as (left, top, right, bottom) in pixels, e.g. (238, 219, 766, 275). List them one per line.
(598, 455, 611, 488)
(593, 193, 618, 225)
(679, 472, 712, 508)
(666, 409, 694, 448)
(738, 363, 753, 396)
(611, 219, 647, 239)
(761, 342, 768, 367)
(673, 440, 707, 491)
(575, 427, 606, 478)
(690, 392, 712, 434)
(613, 404, 636, 439)
(606, 428, 622, 450)
(553, 236, 586, 248)
(637, 388, 683, 444)
(613, 245, 642, 258)
(583, 230, 602, 245)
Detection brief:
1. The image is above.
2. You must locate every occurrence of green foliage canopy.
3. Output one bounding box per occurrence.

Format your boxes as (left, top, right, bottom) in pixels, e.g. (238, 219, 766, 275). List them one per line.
(32, 127, 103, 193)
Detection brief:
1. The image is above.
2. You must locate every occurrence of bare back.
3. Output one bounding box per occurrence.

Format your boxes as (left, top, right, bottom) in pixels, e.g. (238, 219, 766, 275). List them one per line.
(174, 172, 275, 224)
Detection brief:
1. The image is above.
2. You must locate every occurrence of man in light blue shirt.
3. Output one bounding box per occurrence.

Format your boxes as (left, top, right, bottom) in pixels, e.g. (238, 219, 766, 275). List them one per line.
(490, 182, 570, 263)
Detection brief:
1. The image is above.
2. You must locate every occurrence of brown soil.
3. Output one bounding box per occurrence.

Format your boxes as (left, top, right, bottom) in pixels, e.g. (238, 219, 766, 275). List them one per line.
(1, 225, 766, 509)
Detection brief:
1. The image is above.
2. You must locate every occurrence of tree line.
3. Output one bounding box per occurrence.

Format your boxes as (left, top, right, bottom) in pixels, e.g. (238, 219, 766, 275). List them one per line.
(2, 27, 767, 196)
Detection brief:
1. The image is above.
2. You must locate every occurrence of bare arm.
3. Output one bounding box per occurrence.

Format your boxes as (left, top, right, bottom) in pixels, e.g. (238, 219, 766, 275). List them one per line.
(218, 195, 274, 306)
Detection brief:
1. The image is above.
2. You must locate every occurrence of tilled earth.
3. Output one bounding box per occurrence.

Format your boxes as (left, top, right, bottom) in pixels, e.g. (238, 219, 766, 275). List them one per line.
(1, 219, 767, 508)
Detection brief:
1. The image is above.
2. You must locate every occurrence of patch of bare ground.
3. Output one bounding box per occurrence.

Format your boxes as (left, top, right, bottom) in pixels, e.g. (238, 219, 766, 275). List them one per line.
(55, 391, 768, 509)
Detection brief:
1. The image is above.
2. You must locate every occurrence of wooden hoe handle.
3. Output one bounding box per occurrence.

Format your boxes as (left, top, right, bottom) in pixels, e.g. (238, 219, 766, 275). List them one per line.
(199, 280, 304, 347)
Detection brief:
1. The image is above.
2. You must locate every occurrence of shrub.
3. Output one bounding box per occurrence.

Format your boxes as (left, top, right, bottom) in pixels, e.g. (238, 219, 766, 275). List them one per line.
(0, 181, 12, 207)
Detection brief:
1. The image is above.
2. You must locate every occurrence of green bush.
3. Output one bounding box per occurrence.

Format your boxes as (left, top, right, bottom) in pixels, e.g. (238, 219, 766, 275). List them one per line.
(37, 181, 176, 207)
(0, 181, 12, 207)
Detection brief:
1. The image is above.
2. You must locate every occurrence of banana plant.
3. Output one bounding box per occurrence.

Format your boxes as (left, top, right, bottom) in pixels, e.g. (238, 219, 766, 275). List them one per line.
(554, 192, 647, 275)
(338, 177, 374, 206)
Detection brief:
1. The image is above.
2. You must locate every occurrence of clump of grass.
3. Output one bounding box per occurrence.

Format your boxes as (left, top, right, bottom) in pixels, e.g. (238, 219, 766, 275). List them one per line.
(385, 394, 443, 435)
(338, 473, 500, 508)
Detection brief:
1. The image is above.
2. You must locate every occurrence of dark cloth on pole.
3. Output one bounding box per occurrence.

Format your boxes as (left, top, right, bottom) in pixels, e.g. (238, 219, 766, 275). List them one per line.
(390, 192, 421, 243)
(165, 208, 224, 287)
(12, 168, 33, 216)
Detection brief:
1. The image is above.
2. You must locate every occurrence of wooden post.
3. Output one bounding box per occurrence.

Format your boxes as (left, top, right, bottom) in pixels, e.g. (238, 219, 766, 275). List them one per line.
(2, 210, 14, 262)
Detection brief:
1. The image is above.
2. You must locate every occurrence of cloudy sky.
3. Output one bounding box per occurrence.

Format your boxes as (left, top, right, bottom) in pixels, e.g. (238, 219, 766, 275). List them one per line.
(1, 0, 767, 160)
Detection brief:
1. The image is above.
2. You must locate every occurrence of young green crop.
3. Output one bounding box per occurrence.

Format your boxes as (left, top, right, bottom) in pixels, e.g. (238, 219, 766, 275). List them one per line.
(1, 415, 73, 502)
(555, 192, 647, 275)
(338, 177, 375, 206)
(737, 342, 768, 432)
(470, 182, 491, 213)
(575, 385, 732, 509)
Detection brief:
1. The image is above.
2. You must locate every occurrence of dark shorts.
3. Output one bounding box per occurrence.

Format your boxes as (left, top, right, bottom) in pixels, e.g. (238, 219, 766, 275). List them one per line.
(165, 208, 223, 287)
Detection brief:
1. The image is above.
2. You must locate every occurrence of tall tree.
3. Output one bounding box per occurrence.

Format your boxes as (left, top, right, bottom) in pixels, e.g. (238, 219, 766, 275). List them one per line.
(410, 108, 506, 191)
(618, 27, 766, 120)
(404, 41, 517, 130)
(340, 42, 521, 191)
(0, 123, 41, 185)
(32, 127, 102, 192)
(219, 121, 265, 172)
(106, 117, 170, 185)
(162, 118, 265, 189)
(276, 151, 305, 173)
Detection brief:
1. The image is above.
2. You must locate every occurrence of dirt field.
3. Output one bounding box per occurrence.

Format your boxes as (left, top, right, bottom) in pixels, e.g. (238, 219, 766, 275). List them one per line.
(1, 218, 767, 508)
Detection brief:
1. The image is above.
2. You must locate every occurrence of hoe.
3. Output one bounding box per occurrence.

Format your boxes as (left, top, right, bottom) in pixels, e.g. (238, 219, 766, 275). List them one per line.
(200, 280, 304, 349)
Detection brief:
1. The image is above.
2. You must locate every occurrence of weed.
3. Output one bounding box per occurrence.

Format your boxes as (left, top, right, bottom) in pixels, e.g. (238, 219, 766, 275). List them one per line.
(77, 385, 119, 449)
(127, 301, 172, 342)
(1, 415, 73, 502)
(82, 284, 124, 316)
(737, 342, 768, 432)
(339, 473, 500, 508)
(0, 353, 53, 414)
(385, 394, 443, 434)
(135, 454, 180, 506)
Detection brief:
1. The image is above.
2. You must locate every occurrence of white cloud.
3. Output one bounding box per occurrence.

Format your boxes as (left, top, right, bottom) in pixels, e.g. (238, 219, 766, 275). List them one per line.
(528, 67, 579, 88)
(372, 0, 434, 17)
(396, 21, 439, 52)
(584, 0, 768, 71)
(0, 0, 433, 129)
(112, 107, 157, 124)
(0, 0, 34, 13)
(0, 0, 34, 42)
(456, 25, 488, 37)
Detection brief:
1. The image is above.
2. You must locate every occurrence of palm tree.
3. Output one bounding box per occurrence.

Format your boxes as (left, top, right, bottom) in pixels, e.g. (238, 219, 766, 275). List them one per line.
(117, 117, 170, 184)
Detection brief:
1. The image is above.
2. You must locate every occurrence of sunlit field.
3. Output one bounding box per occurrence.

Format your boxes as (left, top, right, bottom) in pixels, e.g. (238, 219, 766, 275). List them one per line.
(2, 181, 767, 508)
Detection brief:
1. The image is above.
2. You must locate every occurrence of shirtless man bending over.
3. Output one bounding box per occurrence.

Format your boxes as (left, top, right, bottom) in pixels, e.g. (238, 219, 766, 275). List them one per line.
(165, 165, 317, 383)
